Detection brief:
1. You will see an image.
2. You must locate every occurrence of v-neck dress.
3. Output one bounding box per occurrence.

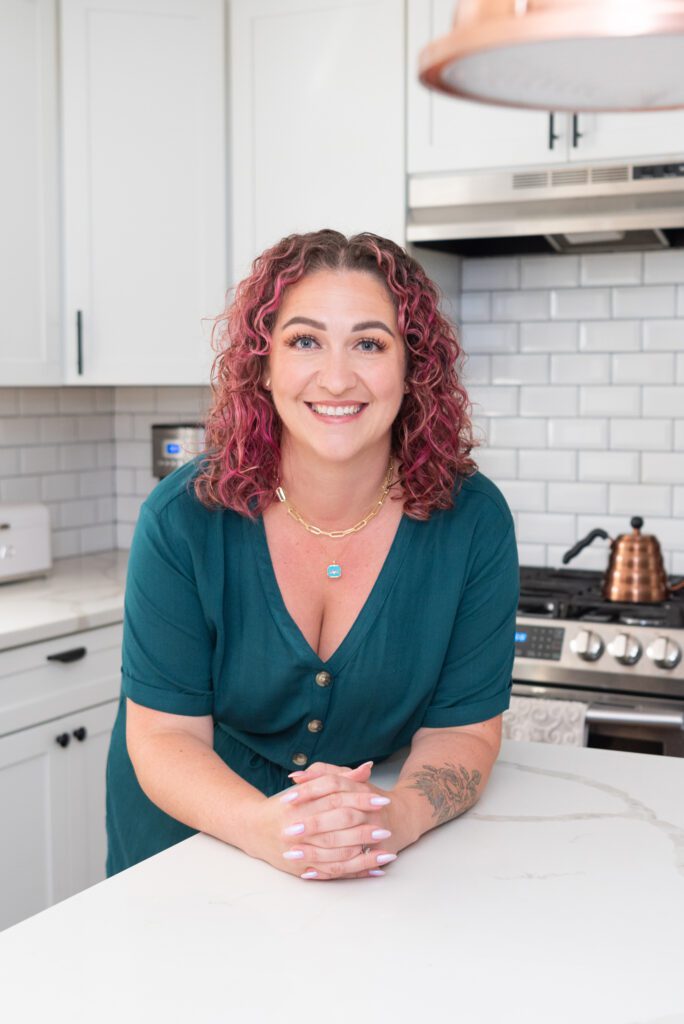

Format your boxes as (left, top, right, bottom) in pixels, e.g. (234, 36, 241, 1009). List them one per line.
(105, 459, 519, 877)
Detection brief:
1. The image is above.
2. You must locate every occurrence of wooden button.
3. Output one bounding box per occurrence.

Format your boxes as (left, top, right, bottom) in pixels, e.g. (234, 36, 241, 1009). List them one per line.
(292, 753, 308, 766)
(307, 719, 323, 733)
(315, 671, 332, 687)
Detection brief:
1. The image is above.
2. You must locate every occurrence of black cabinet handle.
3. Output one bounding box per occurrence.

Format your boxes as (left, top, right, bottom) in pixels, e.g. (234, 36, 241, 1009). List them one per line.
(73, 727, 87, 742)
(47, 646, 87, 664)
(56, 733, 70, 748)
(548, 112, 560, 150)
(572, 113, 583, 148)
(76, 309, 83, 375)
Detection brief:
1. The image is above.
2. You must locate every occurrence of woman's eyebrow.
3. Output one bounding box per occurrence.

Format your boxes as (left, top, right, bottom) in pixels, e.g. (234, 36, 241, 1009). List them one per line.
(280, 315, 395, 337)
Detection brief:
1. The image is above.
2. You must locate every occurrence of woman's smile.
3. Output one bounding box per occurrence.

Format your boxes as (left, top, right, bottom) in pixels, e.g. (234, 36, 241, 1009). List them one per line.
(305, 401, 368, 422)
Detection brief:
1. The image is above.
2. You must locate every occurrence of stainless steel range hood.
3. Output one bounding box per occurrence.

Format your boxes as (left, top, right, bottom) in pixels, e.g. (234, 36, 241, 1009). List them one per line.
(407, 160, 684, 255)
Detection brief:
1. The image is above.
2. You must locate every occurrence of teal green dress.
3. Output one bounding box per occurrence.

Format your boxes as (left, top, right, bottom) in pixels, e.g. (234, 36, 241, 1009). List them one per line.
(105, 460, 519, 876)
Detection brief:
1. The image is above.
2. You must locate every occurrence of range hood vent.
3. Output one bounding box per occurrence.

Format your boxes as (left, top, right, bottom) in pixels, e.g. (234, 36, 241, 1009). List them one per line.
(408, 160, 684, 256)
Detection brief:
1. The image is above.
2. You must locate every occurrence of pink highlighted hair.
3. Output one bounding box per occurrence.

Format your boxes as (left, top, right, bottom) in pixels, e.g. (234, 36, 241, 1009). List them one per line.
(194, 229, 478, 520)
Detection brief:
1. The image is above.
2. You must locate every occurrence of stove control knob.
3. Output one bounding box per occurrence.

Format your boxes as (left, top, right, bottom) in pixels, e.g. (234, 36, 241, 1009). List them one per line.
(646, 636, 682, 671)
(570, 629, 604, 662)
(607, 633, 642, 666)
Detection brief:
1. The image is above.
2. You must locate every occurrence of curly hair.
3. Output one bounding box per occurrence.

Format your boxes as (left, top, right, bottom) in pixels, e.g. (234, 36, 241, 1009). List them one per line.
(193, 229, 478, 520)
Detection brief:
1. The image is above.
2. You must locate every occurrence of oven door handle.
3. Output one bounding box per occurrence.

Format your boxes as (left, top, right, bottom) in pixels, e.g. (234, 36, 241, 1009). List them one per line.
(586, 705, 684, 730)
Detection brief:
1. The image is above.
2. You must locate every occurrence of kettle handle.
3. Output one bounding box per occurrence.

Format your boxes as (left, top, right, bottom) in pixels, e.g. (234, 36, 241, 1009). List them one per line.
(562, 529, 610, 565)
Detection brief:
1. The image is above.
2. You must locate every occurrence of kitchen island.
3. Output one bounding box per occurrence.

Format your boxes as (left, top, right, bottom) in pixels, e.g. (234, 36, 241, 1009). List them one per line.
(1, 738, 683, 1023)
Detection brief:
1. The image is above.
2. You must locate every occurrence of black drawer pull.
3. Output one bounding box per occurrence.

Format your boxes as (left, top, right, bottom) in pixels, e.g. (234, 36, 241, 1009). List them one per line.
(73, 727, 87, 742)
(47, 647, 87, 664)
(56, 733, 70, 748)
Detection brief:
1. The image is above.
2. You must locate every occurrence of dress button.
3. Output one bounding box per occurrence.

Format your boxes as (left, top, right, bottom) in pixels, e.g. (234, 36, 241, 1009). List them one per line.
(292, 752, 308, 767)
(307, 719, 323, 733)
(315, 670, 332, 687)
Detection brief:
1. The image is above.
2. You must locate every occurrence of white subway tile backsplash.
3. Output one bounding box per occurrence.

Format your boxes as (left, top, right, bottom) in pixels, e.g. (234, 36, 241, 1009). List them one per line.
(460, 323, 518, 353)
(0, 449, 19, 475)
(115, 468, 137, 493)
(462, 258, 520, 291)
(468, 386, 519, 417)
(475, 448, 518, 479)
(58, 388, 99, 414)
(520, 387, 577, 417)
(517, 513, 576, 544)
(579, 320, 640, 352)
(19, 445, 61, 475)
(519, 321, 578, 352)
(675, 421, 684, 449)
(516, 543, 546, 566)
(39, 416, 77, 443)
(612, 285, 676, 319)
(642, 452, 684, 484)
(551, 288, 610, 320)
(80, 469, 115, 498)
(673, 553, 684, 574)
(116, 441, 150, 469)
(580, 252, 642, 286)
(0, 417, 41, 445)
(579, 451, 639, 482)
(116, 522, 136, 548)
(612, 352, 675, 385)
(677, 353, 684, 384)
(677, 285, 684, 317)
(642, 320, 684, 351)
(490, 418, 547, 448)
(460, 292, 491, 322)
(80, 524, 116, 554)
(491, 355, 548, 385)
(115, 387, 157, 412)
(96, 441, 116, 468)
(492, 290, 549, 321)
(18, 389, 60, 415)
(117, 495, 145, 521)
(52, 530, 81, 559)
(549, 419, 608, 449)
(41, 474, 80, 501)
(0, 475, 41, 501)
(59, 443, 98, 471)
(643, 250, 684, 284)
(551, 353, 610, 385)
(642, 388, 684, 418)
(59, 499, 99, 529)
(579, 386, 640, 417)
(519, 449, 576, 480)
(674, 487, 684, 518)
(547, 482, 607, 514)
(134, 469, 159, 495)
(155, 386, 210, 415)
(460, 354, 490, 384)
(633, 517, 684, 550)
(609, 484, 671, 517)
(520, 256, 579, 289)
(547, 543, 610, 571)
(496, 480, 546, 512)
(76, 415, 114, 442)
(0, 390, 20, 415)
(610, 419, 672, 450)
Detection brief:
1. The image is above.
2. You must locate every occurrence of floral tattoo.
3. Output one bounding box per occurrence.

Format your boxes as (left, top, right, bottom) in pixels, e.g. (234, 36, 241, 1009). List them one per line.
(406, 762, 482, 825)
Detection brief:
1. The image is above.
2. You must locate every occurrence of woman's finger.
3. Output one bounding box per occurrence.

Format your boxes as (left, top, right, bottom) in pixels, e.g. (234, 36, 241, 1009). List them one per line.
(280, 772, 390, 808)
(282, 807, 391, 848)
(288, 760, 373, 783)
(288, 845, 397, 873)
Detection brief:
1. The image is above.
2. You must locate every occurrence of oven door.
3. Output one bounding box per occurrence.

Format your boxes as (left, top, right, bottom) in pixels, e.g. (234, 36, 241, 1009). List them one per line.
(511, 681, 684, 757)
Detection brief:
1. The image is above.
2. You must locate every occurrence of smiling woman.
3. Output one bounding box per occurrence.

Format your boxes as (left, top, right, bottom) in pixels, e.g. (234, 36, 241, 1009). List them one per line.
(105, 229, 519, 884)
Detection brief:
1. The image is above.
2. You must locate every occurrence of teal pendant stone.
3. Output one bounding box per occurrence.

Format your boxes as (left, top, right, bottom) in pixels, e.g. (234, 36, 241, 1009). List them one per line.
(327, 564, 342, 579)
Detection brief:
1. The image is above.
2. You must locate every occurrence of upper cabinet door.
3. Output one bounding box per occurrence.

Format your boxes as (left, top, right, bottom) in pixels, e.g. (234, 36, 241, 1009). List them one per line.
(568, 111, 684, 164)
(229, 0, 406, 284)
(407, 0, 564, 174)
(60, 0, 227, 385)
(0, 0, 62, 385)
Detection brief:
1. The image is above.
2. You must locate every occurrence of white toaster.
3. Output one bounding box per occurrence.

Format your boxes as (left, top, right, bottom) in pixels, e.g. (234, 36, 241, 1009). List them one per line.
(0, 504, 52, 584)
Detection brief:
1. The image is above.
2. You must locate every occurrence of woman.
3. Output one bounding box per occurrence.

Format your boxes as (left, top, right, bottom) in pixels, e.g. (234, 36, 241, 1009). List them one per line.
(106, 229, 519, 882)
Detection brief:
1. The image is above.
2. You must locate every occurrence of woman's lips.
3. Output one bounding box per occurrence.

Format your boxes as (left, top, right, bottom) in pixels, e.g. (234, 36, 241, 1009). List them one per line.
(305, 402, 367, 422)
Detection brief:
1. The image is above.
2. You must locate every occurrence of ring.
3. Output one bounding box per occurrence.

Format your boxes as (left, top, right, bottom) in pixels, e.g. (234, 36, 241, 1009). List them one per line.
(362, 845, 371, 855)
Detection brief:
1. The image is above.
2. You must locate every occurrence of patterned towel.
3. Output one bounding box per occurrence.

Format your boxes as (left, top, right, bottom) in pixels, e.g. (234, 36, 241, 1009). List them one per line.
(503, 695, 589, 746)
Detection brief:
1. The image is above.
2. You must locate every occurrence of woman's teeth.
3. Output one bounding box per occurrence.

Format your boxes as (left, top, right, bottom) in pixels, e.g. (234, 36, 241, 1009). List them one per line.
(309, 404, 363, 417)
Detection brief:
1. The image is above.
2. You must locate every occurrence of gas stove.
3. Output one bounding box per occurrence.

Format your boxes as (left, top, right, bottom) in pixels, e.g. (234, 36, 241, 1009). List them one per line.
(513, 566, 684, 757)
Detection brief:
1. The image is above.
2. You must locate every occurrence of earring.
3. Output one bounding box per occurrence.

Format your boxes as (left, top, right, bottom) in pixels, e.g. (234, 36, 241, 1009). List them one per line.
(264, 377, 271, 390)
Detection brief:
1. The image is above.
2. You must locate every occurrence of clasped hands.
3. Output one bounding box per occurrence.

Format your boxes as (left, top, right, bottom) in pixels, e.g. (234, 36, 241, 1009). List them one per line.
(256, 759, 402, 881)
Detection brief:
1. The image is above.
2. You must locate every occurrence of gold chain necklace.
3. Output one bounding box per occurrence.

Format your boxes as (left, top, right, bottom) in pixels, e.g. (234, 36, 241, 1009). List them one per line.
(275, 459, 394, 579)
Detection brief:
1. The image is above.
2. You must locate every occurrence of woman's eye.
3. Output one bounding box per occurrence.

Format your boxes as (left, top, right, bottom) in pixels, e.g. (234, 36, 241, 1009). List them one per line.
(357, 338, 384, 352)
(289, 335, 318, 350)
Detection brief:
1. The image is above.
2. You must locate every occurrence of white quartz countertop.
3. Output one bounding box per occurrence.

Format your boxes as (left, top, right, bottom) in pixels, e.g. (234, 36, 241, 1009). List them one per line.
(0, 551, 128, 651)
(1, 739, 683, 1024)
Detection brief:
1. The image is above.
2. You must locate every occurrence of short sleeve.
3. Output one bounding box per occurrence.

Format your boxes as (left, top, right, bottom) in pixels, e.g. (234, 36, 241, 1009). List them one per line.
(420, 517, 519, 729)
(121, 502, 214, 716)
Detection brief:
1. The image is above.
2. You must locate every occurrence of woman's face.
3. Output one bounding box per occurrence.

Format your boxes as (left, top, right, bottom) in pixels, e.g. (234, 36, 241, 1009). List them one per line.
(267, 269, 406, 466)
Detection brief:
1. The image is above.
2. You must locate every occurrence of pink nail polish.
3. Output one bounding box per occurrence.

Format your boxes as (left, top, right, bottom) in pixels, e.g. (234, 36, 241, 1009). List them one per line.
(376, 853, 397, 865)
(301, 870, 318, 879)
(370, 796, 391, 806)
(368, 869, 385, 877)
(371, 829, 391, 840)
(283, 850, 304, 860)
(280, 790, 300, 803)
(283, 823, 305, 836)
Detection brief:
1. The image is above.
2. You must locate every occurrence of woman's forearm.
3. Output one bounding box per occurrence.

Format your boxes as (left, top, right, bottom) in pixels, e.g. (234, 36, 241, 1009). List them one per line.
(129, 729, 267, 854)
(390, 729, 500, 848)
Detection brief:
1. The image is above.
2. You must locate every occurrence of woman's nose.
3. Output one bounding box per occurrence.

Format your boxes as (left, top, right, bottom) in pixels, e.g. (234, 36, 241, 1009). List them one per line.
(316, 350, 358, 394)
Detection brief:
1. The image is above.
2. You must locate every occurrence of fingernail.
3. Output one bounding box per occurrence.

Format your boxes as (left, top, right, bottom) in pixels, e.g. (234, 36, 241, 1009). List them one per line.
(283, 823, 305, 836)
(370, 796, 391, 806)
(359, 760, 374, 769)
(376, 853, 397, 865)
(301, 870, 318, 879)
(287, 771, 304, 779)
(368, 869, 385, 877)
(280, 790, 300, 803)
(371, 829, 391, 840)
(283, 850, 304, 860)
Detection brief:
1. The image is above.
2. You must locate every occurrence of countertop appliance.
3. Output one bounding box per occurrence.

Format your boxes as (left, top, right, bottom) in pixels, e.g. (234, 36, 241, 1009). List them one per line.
(151, 423, 205, 479)
(513, 566, 684, 757)
(0, 504, 52, 584)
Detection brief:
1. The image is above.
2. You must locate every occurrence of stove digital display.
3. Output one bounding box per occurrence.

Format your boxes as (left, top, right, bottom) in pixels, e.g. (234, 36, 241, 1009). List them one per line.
(515, 625, 565, 661)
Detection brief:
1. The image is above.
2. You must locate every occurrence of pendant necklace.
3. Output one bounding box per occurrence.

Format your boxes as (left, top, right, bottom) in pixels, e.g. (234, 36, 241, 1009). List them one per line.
(275, 459, 394, 580)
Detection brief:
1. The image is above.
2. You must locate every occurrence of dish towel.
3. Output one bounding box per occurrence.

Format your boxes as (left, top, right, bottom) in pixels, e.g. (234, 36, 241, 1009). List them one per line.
(502, 695, 589, 746)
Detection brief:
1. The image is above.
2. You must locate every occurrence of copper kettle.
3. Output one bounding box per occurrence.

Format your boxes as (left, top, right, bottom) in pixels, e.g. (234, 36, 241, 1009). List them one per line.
(562, 516, 684, 604)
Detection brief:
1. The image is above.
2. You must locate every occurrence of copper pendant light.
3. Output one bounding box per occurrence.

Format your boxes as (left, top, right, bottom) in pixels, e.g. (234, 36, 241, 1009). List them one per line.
(419, 0, 684, 112)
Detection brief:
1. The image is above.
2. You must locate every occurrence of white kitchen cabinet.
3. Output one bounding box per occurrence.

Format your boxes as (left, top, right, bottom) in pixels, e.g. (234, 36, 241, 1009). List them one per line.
(567, 111, 684, 164)
(60, 0, 227, 385)
(407, 0, 562, 174)
(0, 0, 62, 385)
(229, 0, 406, 284)
(0, 623, 122, 931)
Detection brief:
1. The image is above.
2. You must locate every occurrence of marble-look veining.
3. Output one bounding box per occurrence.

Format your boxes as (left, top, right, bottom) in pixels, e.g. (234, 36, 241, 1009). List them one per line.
(0, 551, 127, 650)
(1, 739, 683, 1023)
